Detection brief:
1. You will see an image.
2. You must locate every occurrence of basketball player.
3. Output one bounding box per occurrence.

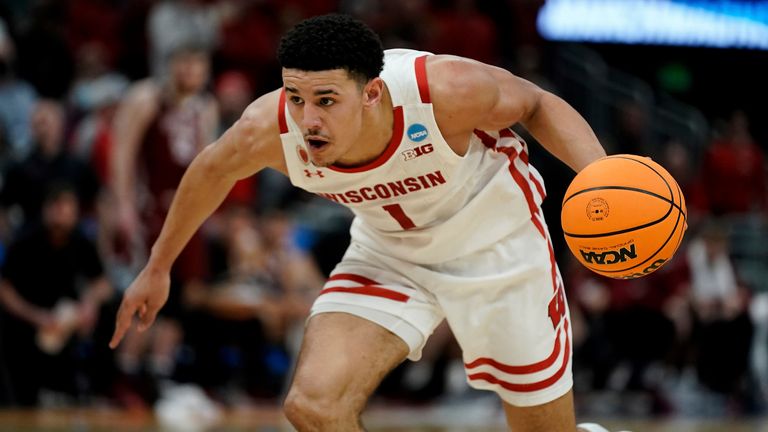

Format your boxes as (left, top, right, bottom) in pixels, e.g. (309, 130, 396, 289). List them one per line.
(110, 44, 216, 386)
(110, 14, 620, 432)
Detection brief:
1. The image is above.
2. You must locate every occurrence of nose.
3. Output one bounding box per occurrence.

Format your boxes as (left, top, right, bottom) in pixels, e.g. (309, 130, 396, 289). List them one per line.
(301, 104, 323, 130)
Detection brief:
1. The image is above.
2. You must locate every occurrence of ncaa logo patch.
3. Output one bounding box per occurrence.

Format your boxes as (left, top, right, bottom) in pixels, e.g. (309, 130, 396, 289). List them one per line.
(407, 123, 428, 142)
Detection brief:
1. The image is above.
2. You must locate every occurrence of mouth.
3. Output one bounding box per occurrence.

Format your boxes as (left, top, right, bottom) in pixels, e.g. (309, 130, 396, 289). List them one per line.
(305, 137, 330, 151)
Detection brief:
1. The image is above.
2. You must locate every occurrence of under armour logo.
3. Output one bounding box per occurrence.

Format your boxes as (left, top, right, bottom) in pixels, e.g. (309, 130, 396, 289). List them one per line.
(304, 169, 325, 178)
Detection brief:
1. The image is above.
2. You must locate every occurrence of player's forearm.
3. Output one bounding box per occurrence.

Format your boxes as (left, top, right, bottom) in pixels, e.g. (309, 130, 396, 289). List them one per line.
(146, 147, 237, 272)
(112, 120, 142, 211)
(522, 92, 605, 172)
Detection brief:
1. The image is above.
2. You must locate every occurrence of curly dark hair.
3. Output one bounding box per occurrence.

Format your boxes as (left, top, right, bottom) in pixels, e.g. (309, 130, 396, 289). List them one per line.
(277, 14, 384, 84)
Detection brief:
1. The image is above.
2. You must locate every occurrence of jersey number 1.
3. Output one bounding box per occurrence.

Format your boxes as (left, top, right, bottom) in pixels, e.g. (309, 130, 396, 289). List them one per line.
(382, 204, 416, 230)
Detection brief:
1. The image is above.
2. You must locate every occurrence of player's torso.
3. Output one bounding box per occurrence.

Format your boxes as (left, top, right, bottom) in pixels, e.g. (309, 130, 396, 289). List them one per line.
(279, 49, 546, 264)
(142, 97, 206, 194)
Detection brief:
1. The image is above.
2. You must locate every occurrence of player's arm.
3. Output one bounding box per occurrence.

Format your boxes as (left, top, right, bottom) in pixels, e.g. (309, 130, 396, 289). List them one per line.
(429, 55, 605, 172)
(110, 89, 285, 348)
(111, 81, 160, 235)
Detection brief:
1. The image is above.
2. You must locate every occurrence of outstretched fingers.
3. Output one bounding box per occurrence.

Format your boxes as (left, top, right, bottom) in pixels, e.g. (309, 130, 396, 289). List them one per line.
(109, 297, 141, 349)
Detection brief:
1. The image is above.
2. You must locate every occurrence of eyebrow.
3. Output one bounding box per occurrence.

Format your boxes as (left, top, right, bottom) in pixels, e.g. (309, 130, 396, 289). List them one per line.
(284, 86, 339, 96)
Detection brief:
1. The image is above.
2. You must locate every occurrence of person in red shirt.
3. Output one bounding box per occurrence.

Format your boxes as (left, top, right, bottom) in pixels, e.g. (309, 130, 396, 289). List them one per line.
(697, 110, 766, 216)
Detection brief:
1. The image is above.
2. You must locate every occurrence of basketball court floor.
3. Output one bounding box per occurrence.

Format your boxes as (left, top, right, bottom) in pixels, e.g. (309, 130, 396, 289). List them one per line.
(0, 405, 764, 432)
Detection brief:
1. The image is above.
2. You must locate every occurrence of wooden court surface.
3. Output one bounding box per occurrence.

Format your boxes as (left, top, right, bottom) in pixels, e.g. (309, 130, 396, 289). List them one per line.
(0, 406, 765, 432)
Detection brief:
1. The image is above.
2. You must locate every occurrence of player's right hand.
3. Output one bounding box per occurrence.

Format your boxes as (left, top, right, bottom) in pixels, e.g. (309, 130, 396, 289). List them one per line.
(109, 266, 170, 349)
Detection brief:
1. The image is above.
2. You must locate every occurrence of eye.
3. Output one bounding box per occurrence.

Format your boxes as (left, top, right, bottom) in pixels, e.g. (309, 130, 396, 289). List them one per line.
(290, 96, 304, 105)
(318, 98, 335, 107)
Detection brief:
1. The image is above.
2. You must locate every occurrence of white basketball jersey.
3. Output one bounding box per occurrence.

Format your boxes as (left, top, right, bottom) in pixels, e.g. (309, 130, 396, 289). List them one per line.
(278, 49, 547, 264)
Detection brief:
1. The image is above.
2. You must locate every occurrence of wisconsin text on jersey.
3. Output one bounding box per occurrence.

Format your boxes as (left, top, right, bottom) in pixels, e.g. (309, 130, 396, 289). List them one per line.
(317, 170, 446, 204)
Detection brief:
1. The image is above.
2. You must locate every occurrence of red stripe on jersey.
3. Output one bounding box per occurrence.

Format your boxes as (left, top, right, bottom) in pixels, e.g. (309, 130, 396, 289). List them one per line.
(278, 89, 288, 134)
(329, 106, 404, 173)
(415, 55, 431, 103)
(467, 319, 571, 393)
(474, 129, 543, 236)
(320, 286, 409, 302)
(531, 212, 546, 238)
(501, 146, 540, 218)
(327, 273, 380, 285)
(499, 128, 515, 138)
(465, 326, 563, 374)
(530, 174, 546, 201)
(473, 129, 497, 148)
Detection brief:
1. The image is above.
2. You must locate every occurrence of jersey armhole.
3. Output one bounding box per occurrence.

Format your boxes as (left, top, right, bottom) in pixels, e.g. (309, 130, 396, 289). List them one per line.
(415, 55, 431, 104)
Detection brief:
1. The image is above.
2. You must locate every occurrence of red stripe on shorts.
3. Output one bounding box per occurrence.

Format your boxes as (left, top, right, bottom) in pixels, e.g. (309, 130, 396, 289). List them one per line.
(467, 319, 571, 392)
(465, 326, 563, 374)
(319, 286, 409, 302)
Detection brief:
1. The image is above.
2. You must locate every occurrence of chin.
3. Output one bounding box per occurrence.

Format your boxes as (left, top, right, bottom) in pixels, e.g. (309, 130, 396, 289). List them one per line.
(311, 159, 333, 168)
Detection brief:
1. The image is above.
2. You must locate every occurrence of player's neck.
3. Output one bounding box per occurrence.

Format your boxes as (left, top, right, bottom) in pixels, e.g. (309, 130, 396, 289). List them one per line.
(165, 82, 199, 105)
(340, 85, 394, 166)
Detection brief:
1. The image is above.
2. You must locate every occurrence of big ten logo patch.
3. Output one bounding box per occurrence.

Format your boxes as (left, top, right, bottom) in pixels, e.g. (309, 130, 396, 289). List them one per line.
(407, 123, 429, 142)
(402, 143, 434, 161)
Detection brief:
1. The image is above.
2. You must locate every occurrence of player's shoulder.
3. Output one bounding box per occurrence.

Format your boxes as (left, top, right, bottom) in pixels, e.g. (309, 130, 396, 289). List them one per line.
(116, 79, 162, 123)
(424, 55, 497, 104)
(423, 55, 501, 135)
(125, 79, 162, 106)
(237, 88, 282, 137)
(224, 88, 284, 166)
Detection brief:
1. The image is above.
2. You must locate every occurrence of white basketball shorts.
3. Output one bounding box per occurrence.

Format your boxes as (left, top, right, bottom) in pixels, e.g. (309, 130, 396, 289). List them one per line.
(310, 216, 573, 407)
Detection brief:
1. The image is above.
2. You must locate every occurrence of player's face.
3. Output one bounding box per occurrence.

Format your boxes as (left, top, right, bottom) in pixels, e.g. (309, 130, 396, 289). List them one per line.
(282, 68, 365, 167)
(171, 51, 210, 94)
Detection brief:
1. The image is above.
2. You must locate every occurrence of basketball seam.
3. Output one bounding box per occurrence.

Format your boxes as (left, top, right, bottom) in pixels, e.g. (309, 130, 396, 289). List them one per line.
(563, 154, 675, 204)
(562, 186, 685, 215)
(562, 188, 674, 238)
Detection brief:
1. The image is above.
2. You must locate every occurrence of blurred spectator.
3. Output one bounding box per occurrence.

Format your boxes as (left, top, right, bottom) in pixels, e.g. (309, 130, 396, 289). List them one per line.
(0, 18, 37, 163)
(147, 0, 236, 79)
(69, 41, 129, 175)
(116, 0, 153, 80)
(0, 183, 112, 406)
(696, 110, 767, 216)
(65, 0, 122, 66)
(109, 44, 217, 403)
(427, 0, 499, 65)
(686, 220, 753, 399)
(613, 100, 652, 156)
(14, 0, 74, 99)
(214, 70, 258, 207)
(182, 206, 323, 400)
(0, 100, 100, 231)
(568, 258, 680, 413)
(364, 0, 432, 49)
(660, 138, 706, 225)
(214, 70, 252, 133)
(215, 3, 280, 93)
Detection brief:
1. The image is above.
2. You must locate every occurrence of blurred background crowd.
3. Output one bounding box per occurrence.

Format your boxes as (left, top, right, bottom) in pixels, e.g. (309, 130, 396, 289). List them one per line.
(0, 0, 766, 423)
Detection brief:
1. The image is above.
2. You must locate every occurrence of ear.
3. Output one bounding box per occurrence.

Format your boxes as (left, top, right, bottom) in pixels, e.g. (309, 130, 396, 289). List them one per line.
(363, 77, 385, 107)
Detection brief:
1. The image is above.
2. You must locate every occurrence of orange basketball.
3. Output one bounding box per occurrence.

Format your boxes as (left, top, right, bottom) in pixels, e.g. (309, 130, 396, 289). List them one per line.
(561, 154, 687, 279)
